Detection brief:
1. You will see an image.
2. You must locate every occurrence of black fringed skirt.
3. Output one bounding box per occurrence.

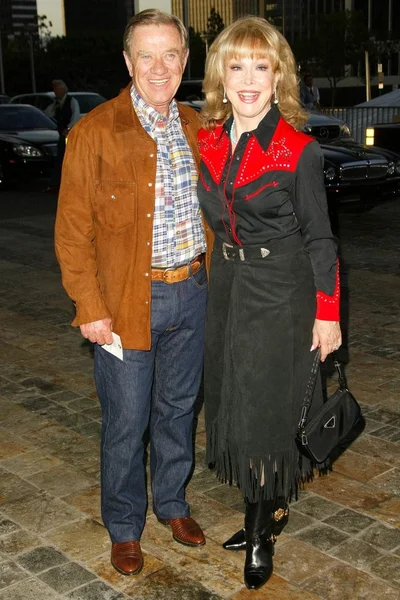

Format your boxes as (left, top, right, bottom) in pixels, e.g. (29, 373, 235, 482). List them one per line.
(204, 234, 328, 503)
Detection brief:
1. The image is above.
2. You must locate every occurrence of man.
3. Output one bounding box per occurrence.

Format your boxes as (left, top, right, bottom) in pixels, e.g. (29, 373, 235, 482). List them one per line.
(45, 80, 80, 191)
(55, 10, 213, 576)
(300, 73, 320, 111)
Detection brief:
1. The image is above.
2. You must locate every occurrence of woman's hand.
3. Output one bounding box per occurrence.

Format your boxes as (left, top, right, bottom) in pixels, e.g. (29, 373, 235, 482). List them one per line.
(311, 319, 342, 362)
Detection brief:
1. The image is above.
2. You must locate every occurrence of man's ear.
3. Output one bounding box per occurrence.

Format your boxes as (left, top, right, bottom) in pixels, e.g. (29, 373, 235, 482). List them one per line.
(182, 48, 189, 71)
(123, 51, 134, 78)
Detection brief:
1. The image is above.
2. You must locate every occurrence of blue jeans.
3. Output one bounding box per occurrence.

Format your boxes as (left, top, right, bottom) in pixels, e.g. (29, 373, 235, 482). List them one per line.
(94, 265, 207, 542)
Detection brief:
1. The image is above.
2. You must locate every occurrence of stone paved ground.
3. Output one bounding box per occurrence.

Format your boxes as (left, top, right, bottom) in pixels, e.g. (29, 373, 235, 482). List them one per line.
(0, 191, 399, 600)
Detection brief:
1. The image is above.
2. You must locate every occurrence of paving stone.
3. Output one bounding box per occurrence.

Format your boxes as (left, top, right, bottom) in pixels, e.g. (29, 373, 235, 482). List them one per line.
(323, 508, 375, 534)
(0, 559, 29, 590)
(75, 421, 102, 440)
(0, 578, 61, 599)
(17, 546, 68, 574)
(19, 378, 65, 395)
(47, 390, 82, 405)
(0, 469, 38, 505)
(0, 518, 20, 537)
(329, 538, 383, 569)
(370, 468, 400, 496)
(359, 522, 400, 550)
(293, 523, 349, 552)
(65, 580, 128, 599)
(1, 491, 82, 533)
(369, 555, 400, 587)
(45, 519, 110, 562)
(273, 539, 340, 584)
(304, 563, 400, 600)
(0, 450, 64, 478)
(293, 496, 342, 520)
(93, 566, 223, 600)
(283, 509, 315, 534)
(0, 530, 42, 557)
(38, 561, 96, 594)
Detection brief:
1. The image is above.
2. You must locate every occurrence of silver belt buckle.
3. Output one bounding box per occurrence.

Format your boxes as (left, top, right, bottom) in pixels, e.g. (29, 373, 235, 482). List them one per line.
(222, 241, 233, 260)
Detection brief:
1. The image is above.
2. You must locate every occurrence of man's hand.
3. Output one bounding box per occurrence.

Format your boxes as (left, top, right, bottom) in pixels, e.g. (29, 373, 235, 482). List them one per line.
(311, 319, 342, 362)
(80, 318, 113, 345)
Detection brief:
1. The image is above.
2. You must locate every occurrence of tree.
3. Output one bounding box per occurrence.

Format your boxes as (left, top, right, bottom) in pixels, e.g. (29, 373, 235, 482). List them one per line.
(294, 10, 369, 106)
(204, 8, 224, 47)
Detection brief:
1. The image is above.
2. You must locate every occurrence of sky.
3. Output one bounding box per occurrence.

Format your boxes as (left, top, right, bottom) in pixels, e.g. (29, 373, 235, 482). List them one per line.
(36, 0, 65, 37)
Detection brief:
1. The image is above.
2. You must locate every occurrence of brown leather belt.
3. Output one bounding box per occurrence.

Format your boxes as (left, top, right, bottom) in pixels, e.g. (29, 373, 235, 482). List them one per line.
(151, 254, 204, 284)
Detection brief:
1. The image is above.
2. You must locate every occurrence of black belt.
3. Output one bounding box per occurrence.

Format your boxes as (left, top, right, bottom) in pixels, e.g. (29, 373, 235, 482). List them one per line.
(216, 234, 303, 261)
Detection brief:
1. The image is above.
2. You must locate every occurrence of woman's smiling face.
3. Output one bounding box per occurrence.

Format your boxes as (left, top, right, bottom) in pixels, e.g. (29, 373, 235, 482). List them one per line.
(224, 54, 279, 127)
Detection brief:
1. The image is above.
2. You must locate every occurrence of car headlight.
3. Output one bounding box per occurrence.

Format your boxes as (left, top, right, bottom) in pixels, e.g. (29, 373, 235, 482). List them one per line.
(395, 160, 400, 175)
(388, 161, 395, 176)
(325, 166, 336, 181)
(12, 144, 43, 158)
(341, 124, 351, 137)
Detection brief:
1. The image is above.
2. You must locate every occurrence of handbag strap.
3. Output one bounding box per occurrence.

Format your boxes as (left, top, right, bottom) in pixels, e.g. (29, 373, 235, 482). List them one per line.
(297, 349, 348, 431)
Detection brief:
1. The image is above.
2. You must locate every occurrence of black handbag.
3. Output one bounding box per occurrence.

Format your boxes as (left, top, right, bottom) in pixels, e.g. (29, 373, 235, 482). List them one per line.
(296, 349, 362, 463)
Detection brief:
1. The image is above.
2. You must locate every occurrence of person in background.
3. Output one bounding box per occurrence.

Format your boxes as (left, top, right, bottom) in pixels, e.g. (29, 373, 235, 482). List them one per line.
(198, 16, 340, 590)
(300, 72, 320, 110)
(44, 79, 80, 192)
(55, 9, 213, 577)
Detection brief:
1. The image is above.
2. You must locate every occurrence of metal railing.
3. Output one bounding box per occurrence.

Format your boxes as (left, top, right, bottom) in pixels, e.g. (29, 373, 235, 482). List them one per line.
(321, 106, 400, 144)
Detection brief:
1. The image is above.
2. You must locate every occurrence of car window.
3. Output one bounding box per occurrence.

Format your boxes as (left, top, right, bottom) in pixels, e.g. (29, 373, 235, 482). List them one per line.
(13, 95, 35, 106)
(0, 106, 57, 131)
(70, 94, 106, 113)
(36, 96, 53, 111)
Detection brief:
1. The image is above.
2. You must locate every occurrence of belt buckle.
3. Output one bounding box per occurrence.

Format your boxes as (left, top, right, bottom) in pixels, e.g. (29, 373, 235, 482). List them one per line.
(222, 242, 233, 260)
(162, 267, 175, 284)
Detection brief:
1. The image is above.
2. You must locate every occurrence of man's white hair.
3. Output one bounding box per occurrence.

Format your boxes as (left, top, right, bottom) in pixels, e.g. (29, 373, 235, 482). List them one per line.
(52, 79, 68, 92)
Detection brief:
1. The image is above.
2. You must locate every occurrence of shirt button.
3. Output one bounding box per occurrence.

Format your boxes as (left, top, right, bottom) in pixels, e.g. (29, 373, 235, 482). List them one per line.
(145, 300, 149, 304)
(111, 194, 116, 199)
(144, 272, 149, 277)
(149, 153, 154, 158)
(148, 182, 153, 187)
(147, 213, 151, 218)
(146, 241, 150, 246)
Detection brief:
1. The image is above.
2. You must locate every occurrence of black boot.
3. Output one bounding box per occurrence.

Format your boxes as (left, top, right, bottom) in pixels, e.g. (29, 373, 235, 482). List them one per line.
(222, 528, 246, 551)
(222, 498, 289, 551)
(244, 498, 274, 590)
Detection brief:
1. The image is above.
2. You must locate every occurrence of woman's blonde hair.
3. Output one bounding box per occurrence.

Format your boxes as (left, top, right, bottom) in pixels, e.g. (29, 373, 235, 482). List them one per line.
(200, 16, 308, 131)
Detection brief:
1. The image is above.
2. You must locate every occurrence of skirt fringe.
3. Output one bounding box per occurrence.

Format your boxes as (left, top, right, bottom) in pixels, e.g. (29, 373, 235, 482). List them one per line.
(207, 419, 329, 503)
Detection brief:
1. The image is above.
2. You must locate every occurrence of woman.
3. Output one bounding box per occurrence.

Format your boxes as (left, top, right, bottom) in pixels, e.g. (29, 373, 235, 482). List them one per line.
(198, 17, 341, 590)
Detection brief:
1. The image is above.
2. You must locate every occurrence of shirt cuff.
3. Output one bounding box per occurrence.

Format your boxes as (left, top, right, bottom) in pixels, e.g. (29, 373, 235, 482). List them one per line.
(316, 259, 340, 321)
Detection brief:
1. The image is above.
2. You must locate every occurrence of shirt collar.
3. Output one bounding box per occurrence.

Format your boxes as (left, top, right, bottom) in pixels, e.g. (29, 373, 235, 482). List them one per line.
(223, 105, 281, 151)
(130, 83, 180, 131)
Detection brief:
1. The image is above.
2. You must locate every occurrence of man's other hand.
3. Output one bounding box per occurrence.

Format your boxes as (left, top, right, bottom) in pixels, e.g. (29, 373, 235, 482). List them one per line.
(80, 319, 113, 345)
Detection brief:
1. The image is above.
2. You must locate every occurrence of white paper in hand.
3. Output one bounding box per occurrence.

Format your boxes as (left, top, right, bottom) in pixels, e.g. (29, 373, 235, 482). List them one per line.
(101, 332, 123, 361)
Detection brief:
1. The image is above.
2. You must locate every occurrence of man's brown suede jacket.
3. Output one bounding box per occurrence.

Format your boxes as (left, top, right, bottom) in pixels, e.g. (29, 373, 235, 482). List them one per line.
(55, 85, 214, 350)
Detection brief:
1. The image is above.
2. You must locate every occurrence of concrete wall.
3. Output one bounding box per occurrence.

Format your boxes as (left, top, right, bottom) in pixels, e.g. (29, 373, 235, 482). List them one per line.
(134, 0, 171, 13)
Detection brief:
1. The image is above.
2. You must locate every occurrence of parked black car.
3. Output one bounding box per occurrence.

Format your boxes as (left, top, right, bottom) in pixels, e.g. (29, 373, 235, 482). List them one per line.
(305, 112, 400, 209)
(0, 105, 59, 187)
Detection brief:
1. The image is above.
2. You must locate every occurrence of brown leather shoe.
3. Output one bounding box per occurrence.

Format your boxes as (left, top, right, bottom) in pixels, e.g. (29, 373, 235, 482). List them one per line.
(111, 541, 143, 576)
(159, 517, 206, 547)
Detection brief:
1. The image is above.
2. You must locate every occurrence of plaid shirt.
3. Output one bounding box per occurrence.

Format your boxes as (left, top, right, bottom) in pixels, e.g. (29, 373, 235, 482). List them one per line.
(131, 85, 206, 267)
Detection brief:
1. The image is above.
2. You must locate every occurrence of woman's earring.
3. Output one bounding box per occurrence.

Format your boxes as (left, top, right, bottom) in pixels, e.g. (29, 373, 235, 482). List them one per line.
(273, 89, 279, 105)
(222, 89, 228, 104)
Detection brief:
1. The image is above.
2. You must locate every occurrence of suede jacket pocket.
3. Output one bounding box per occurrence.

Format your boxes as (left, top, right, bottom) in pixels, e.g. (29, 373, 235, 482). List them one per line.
(93, 181, 137, 231)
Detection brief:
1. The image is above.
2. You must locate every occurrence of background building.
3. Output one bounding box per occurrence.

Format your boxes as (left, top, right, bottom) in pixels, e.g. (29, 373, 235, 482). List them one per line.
(0, 0, 38, 35)
(64, 0, 134, 36)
